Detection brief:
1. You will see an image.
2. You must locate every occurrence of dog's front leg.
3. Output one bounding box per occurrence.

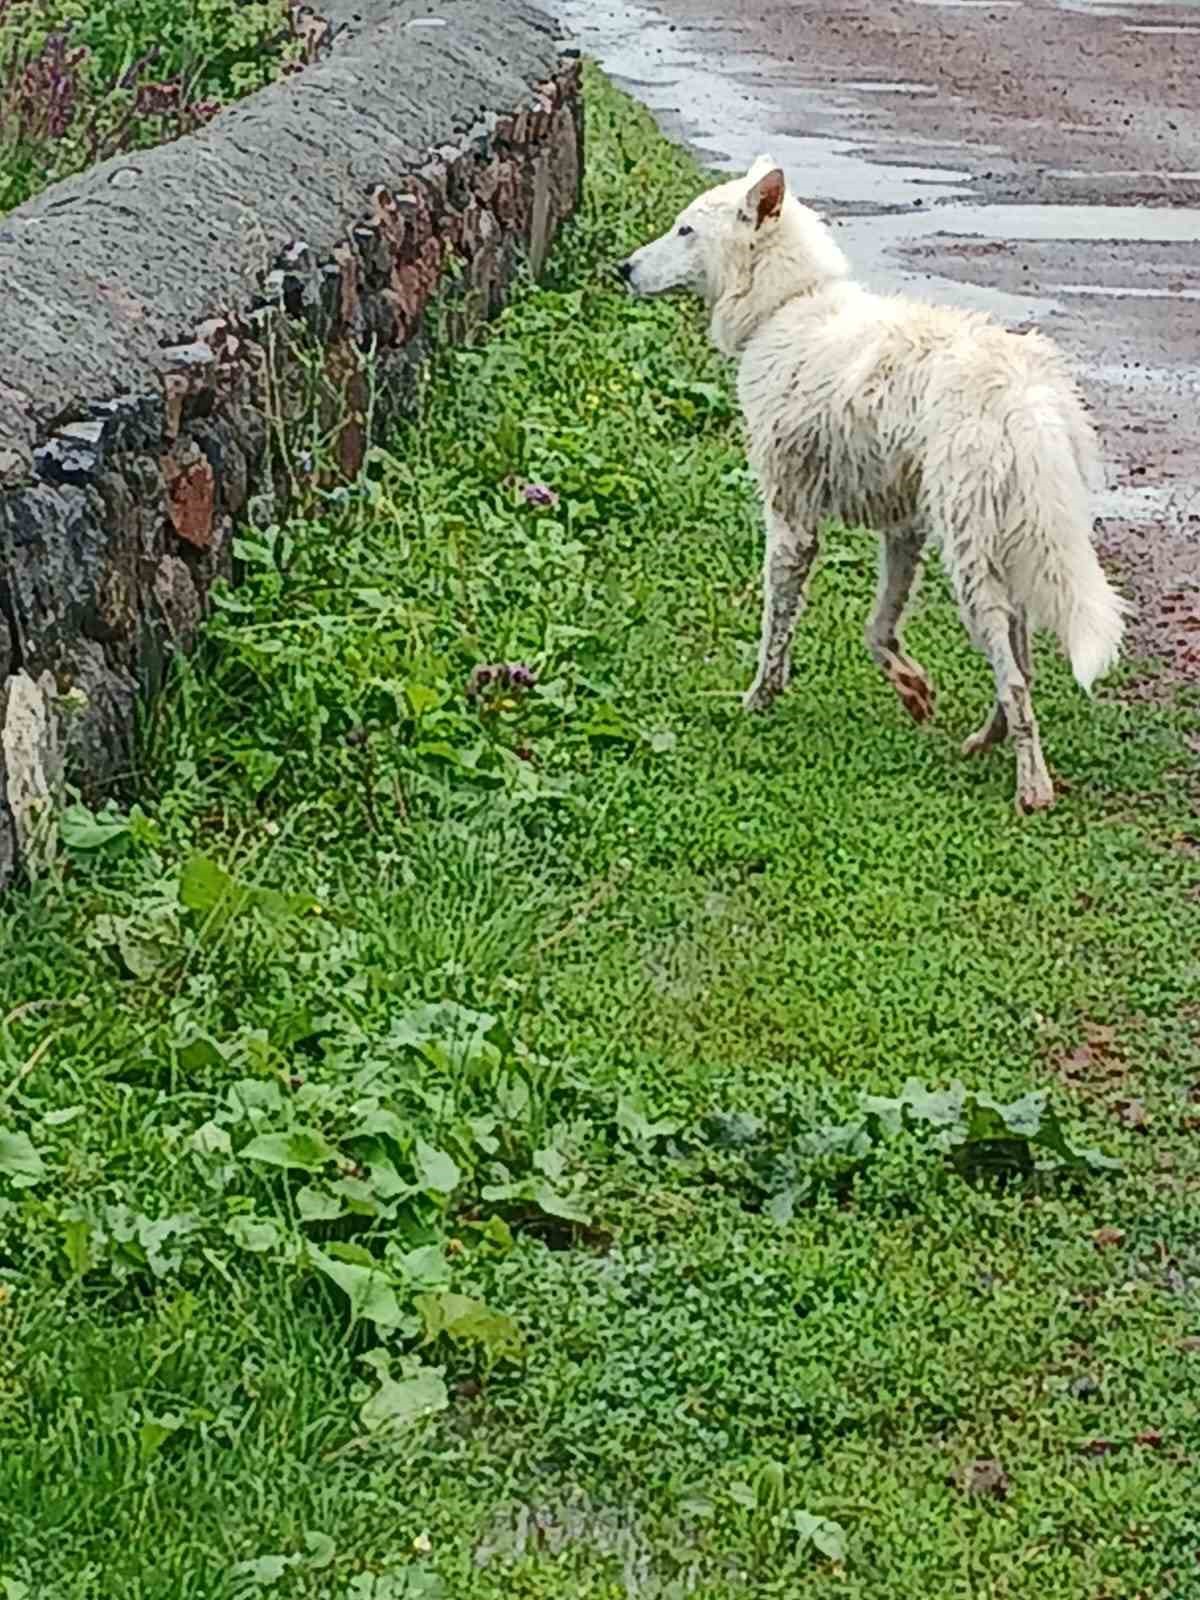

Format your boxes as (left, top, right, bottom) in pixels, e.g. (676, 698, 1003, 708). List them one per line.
(743, 514, 819, 713)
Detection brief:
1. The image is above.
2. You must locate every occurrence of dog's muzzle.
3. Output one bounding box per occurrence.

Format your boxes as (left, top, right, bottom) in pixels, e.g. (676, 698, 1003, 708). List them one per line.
(614, 258, 634, 287)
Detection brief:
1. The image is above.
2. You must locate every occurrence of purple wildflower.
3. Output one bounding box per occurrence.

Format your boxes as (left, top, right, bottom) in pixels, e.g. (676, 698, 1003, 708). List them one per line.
(521, 482, 559, 509)
(134, 79, 181, 118)
(188, 98, 221, 128)
(14, 32, 88, 142)
(466, 661, 537, 703)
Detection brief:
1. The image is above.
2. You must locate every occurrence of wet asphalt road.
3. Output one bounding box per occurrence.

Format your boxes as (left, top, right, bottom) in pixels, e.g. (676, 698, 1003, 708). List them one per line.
(553, 0, 1200, 680)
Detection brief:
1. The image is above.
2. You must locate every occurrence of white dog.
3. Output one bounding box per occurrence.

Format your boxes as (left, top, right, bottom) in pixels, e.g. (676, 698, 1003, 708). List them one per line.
(617, 160, 1128, 812)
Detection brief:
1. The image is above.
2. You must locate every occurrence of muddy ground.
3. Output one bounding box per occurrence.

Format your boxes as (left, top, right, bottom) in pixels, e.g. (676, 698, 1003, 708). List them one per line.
(556, 0, 1200, 681)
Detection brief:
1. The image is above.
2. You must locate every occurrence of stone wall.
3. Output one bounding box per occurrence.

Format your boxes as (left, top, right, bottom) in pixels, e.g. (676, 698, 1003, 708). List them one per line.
(0, 0, 582, 886)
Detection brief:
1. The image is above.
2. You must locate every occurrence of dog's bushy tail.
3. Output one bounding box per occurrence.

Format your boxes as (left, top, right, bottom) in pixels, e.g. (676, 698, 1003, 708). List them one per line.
(1003, 389, 1128, 693)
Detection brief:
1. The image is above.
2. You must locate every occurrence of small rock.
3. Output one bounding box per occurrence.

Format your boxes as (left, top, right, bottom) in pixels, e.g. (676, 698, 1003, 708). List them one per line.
(1113, 1097, 1149, 1131)
(951, 1458, 1010, 1499)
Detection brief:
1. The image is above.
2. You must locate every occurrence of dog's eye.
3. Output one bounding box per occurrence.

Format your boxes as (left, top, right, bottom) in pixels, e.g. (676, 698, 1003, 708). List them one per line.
(677, 224, 694, 238)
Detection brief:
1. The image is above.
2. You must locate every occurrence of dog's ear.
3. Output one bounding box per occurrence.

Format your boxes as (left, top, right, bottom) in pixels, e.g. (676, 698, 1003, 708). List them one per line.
(746, 165, 786, 229)
(747, 153, 777, 180)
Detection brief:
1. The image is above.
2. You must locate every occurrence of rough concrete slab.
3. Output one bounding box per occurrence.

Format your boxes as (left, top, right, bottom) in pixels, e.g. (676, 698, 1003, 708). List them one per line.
(0, 0, 582, 888)
(0, 0, 563, 460)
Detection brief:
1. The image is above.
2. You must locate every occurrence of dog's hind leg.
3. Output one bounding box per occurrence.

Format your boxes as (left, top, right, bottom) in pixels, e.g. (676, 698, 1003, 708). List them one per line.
(958, 588, 1054, 813)
(743, 513, 819, 713)
(865, 526, 935, 724)
(962, 608, 1031, 758)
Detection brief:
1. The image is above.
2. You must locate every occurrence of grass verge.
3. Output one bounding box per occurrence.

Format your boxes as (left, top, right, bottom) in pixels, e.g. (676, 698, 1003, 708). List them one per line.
(0, 0, 299, 212)
(1, 66, 1199, 1599)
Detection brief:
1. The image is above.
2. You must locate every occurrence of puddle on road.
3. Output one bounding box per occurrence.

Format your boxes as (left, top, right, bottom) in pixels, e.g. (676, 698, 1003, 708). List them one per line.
(1045, 167, 1200, 180)
(553, 0, 974, 209)
(837, 204, 1200, 315)
(1055, 0, 1200, 12)
(843, 80, 938, 95)
(1058, 284, 1200, 300)
(897, 204, 1200, 243)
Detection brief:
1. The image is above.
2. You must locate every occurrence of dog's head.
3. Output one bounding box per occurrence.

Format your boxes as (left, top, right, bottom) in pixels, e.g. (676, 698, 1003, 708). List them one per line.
(616, 156, 785, 300)
(616, 158, 847, 315)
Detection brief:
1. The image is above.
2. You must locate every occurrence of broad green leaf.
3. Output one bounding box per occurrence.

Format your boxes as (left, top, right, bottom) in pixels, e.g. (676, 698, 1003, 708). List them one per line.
(702, 1110, 764, 1149)
(395, 1244, 451, 1288)
(62, 1217, 92, 1275)
(178, 1036, 224, 1073)
(189, 1120, 232, 1157)
(474, 1215, 514, 1252)
(231, 1553, 294, 1586)
(533, 1145, 566, 1182)
(616, 1098, 680, 1146)
(179, 854, 315, 929)
(796, 1120, 874, 1161)
(480, 1181, 525, 1203)
(297, 1184, 343, 1222)
(179, 853, 239, 916)
(534, 1183, 591, 1224)
(60, 802, 130, 851)
(900, 1079, 967, 1126)
(227, 1078, 284, 1121)
(792, 1510, 847, 1563)
(415, 1291, 524, 1362)
(389, 1002, 500, 1077)
(413, 1140, 460, 1194)
(138, 1213, 201, 1276)
(302, 1531, 335, 1569)
(139, 1411, 183, 1461)
(348, 1569, 446, 1598)
(91, 912, 176, 979)
(405, 682, 440, 717)
(987, 1089, 1045, 1136)
(360, 1364, 449, 1434)
(226, 1216, 287, 1254)
(352, 1106, 411, 1144)
(43, 1105, 82, 1127)
(309, 1247, 406, 1328)
(0, 1129, 46, 1184)
(324, 1241, 377, 1269)
(241, 1129, 335, 1172)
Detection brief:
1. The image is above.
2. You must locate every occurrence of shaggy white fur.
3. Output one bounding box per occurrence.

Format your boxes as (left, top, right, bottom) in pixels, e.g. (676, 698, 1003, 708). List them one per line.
(618, 158, 1129, 813)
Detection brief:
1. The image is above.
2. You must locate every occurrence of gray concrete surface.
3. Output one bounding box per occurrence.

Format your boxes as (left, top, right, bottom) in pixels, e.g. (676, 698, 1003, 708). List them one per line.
(0, 0, 561, 464)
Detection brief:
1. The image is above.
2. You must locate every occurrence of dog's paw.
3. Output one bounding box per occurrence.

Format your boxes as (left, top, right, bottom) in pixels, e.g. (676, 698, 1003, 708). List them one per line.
(1015, 776, 1056, 815)
(887, 658, 935, 725)
(742, 681, 779, 714)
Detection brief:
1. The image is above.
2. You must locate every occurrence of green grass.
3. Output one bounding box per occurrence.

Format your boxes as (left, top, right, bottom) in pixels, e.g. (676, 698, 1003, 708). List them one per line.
(0, 0, 296, 213)
(2, 68, 1199, 1598)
